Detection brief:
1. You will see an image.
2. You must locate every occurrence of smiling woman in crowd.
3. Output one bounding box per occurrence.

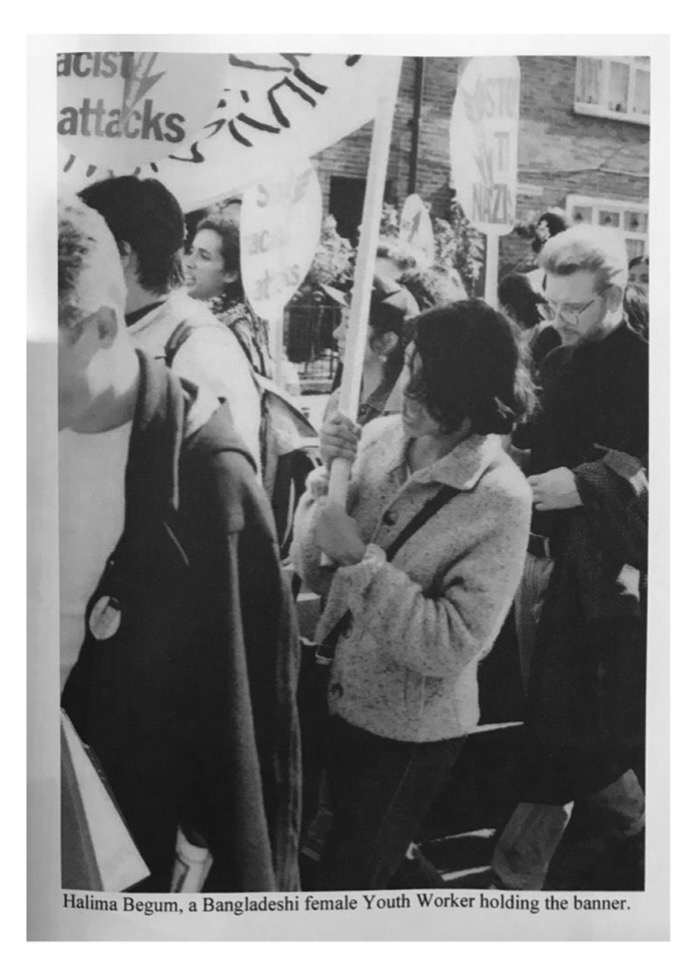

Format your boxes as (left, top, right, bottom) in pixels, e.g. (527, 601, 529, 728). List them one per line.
(292, 299, 534, 890)
(185, 211, 272, 377)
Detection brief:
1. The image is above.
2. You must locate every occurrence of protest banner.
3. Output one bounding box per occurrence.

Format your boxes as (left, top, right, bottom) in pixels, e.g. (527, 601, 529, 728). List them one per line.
(328, 57, 403, 507)
(58, 53, 394, 210)
(399, 193, 435, 266)
(450, 56, 520, 304)
(57, 52, 229, 170)
(240, 161, 322, 383)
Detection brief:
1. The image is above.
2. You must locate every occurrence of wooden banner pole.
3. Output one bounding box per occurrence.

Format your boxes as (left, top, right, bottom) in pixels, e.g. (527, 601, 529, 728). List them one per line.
(327, 56, 403, 507)
(484, 231, 500, 309)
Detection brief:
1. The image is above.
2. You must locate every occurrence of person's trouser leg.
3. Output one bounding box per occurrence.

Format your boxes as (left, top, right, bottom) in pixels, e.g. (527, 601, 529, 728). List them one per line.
(514, 552, 554, 694)
(491, 801, 574, 890)
(319, 718, 465, 891)
(492, 769, 645, 890)
(586, 768, 645, 837)
(499, 552, 569, 889)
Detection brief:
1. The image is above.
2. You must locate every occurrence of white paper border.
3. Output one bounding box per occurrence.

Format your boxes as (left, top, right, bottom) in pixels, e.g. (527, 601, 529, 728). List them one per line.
(21, 24, 677, 961)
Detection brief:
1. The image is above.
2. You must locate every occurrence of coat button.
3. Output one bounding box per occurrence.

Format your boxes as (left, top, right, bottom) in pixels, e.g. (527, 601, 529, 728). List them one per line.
(383, 510, 397, 526)
(329, 682, 343, 698)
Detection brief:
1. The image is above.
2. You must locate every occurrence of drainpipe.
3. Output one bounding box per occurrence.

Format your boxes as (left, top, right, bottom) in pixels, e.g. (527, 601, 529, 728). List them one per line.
(408, 57, 425, 195)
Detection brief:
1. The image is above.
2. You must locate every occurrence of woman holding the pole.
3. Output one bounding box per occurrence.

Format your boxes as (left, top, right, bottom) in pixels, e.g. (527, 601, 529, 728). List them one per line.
(292, 299, 534, 890)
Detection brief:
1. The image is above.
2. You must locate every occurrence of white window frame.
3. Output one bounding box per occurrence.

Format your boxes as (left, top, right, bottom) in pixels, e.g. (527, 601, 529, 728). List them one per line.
(574, 57, 650, 126)
(565, 195, 648, 257)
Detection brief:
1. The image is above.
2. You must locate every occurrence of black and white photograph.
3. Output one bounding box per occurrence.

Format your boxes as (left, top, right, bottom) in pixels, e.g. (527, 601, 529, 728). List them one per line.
(26, 33, 670, 943)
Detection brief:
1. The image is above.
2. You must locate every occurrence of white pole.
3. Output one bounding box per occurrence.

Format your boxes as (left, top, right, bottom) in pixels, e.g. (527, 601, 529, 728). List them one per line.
(328, 56, 403, 506)
(484, 231, 500, 308)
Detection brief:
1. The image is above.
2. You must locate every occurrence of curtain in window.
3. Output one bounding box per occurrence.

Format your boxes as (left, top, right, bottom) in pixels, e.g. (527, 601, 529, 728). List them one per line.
(633, 67, 650, 116)
(624, 211, 649, 234)
(625, 239, 645, 261)
(608, 61, 630, 113)
(599, 210, 621, 228)
(578, 58, 603, 105)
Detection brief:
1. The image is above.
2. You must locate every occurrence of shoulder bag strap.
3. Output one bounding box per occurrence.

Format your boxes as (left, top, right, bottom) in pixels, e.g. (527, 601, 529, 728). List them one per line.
(384, 485, 460, 560)
(163, 321, 198, 368)
(318, 484, 461, 659)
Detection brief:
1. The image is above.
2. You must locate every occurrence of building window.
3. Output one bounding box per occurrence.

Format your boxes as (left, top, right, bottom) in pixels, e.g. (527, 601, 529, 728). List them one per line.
(566, 195, 648, 260)
(575, 57, 650, 125)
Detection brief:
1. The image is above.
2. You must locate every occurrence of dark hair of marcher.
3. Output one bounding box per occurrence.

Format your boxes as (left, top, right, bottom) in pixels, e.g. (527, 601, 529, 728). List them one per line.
(628, 255, 649, 271)
(623, 283, 649, 340)
(408, 299, 536, 436)
(531, 208, 571, 255)
(194, 213, 245, 306)
(497, 273, 546, 331)
(79, 176, 185, 295)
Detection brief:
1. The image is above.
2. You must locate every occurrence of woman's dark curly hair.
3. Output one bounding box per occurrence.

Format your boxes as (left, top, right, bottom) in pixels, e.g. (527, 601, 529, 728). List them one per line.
(623, 283, 649, 340)
(407, 299, 537, 436)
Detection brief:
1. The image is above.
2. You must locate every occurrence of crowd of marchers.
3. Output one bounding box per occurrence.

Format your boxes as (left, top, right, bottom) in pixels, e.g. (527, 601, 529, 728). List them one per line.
(58, 180, 648, 895)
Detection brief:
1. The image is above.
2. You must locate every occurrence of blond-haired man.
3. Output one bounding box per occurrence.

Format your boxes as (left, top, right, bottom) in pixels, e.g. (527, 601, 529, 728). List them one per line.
(493, 225, 648, 891)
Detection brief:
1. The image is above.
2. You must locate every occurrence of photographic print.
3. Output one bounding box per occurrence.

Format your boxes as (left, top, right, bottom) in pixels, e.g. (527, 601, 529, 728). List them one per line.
(26, 35, 668, 942)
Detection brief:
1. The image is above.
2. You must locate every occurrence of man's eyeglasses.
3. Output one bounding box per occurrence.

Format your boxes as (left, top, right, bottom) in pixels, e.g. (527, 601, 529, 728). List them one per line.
(538, 295, 599, 326)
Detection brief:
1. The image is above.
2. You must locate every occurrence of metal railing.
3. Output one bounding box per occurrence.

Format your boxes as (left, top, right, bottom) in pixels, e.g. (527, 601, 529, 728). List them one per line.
(285, 298, 342, 392)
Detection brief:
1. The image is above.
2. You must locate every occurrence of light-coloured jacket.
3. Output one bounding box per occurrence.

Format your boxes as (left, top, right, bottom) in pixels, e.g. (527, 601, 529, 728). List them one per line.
(127, 289, 262, 472)
(291, 415, 532, 742)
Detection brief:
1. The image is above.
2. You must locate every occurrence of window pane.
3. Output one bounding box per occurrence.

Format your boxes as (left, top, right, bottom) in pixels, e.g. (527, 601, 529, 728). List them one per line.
(626, 239, 645, 261)
(572, 206, 593, 224)
(624, 211, 649, 234)
(598, 210, 621, 228)
(633, 69, 650, 116)
(608, 61, 630, 113)
(577, 58, 604, 105)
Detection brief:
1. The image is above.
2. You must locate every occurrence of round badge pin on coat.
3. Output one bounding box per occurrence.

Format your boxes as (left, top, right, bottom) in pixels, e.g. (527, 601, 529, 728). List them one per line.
(88, 595, 122, 641)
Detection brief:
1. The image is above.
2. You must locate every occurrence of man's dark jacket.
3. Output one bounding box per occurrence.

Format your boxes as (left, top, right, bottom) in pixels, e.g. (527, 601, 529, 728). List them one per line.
(517, 322, 649, 802)
(62, 352, 301, 892)
(522, 451, 648, 802)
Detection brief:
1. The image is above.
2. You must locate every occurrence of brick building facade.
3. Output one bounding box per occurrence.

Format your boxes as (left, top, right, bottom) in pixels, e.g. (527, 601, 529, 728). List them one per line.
(312, 55, 650, 288)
